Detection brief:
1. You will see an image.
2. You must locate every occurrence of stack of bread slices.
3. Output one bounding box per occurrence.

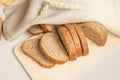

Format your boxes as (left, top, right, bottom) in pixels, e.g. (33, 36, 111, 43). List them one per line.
(22, 22, 108, 68)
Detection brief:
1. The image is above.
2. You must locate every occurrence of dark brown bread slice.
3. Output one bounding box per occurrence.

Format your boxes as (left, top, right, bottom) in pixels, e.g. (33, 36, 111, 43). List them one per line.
(39, 33, 69, 64)
(65, 24, 82, 57)
(40, 24, 56, 33)
(21, 39, 55, 68)
(57, 27, 77, 60)
(79, 22, 108, 46)
(74, 24, 89, 56)
(28, 25, 43, 35)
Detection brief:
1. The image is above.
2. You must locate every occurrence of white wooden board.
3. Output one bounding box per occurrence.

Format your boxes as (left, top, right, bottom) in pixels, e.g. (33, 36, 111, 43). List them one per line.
(14, 33, 120, 80)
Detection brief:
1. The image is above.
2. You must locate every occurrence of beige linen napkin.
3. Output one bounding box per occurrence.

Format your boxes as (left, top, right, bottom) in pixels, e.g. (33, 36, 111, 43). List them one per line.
(3, 0, 120, 40)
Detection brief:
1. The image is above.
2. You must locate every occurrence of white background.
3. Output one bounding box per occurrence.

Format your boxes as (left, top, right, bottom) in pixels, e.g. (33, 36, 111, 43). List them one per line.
(0, 5, 120, 80)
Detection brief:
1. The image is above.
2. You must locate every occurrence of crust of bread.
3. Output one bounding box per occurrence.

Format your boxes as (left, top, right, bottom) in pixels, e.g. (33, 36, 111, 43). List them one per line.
(28, 25, 43, 35)
(21, 39, 55, 68)
(65, 24, 82, 57)
(40, 24, 50, 32)
(74, 24, 89, 56)
(40, 24, 56, 33)
(58, 27, 77, 60)
(39, 46, 67, 64)
(79, 21, 108, 46)
(39, 33, 69, 64)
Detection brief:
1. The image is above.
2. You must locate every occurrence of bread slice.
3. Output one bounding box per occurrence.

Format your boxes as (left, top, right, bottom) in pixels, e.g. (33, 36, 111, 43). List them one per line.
(39, 33, 69, 64)
(79, 22, 108, 46)
(21, 39, 55, 68)
(58, 27, 77, 60)
(74, 24, 89, 56)
(28, 25, 43, 35)
(40, 24, 56, 33)
(65, 24, 82, 57)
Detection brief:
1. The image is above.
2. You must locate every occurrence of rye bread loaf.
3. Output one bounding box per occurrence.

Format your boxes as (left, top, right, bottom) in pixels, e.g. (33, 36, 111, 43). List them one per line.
(65, 24, 82, 57)
(74, 24, 89, 56)
(40, 24, 56, 33)
(58, 27, 77, 60)
(28, 25, 43, 35)
(21, 39, 55, 68)
(39, 33, 69, 64)
(79, 22, 108, 46)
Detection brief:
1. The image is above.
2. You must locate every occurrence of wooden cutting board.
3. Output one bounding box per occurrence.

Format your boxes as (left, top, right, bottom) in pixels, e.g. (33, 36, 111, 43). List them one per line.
(14, 33, 120, 80)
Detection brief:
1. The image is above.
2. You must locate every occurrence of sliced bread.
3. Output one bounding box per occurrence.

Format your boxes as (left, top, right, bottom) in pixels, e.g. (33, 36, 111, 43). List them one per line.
(40, 24, 56, 33)
(74, 24, 89, 56)
(28, 25, 43, 35)
(39, 33, 69, 64)
(65, 24, 82, 57)
(79, 22, 108, 46)
(21, 39, 55, 68)
(58, 27, 77, 60)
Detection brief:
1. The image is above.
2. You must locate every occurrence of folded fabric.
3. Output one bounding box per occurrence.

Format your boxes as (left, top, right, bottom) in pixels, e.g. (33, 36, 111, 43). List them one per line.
(3, 0, 120, 40)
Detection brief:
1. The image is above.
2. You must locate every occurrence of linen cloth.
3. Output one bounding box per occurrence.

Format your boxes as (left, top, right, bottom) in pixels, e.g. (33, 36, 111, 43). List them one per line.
(3, 0, 120, 40)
